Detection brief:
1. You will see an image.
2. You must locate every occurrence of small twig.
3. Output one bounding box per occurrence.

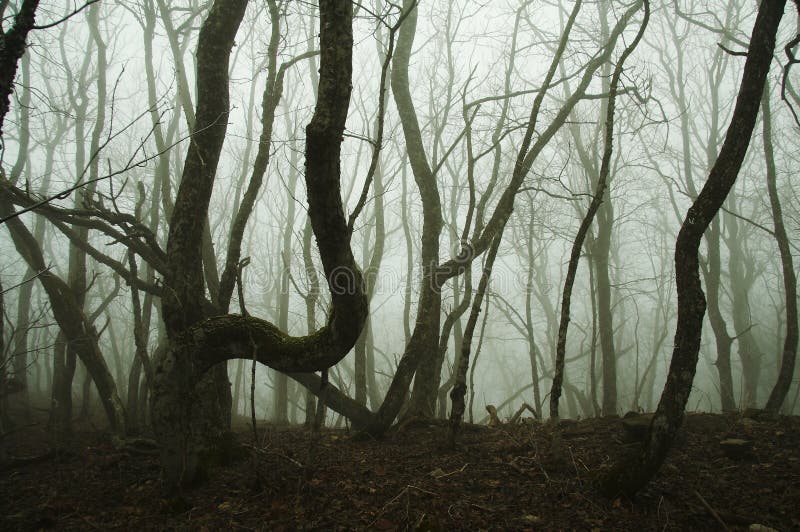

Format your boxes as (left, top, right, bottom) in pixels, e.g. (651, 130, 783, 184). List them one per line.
(368, 484, 437, 528)
(0, 268, 50, 295)
(435, 463, 469, 479)
(717, 43, 747, 56)
(731, 323, 757, 341)
(246, 444, 304, 469)
(568, 446, 582, 485)
(32, 0, 101, 30)
(507, 459, 534, 478)
(693, 489, 730, 531)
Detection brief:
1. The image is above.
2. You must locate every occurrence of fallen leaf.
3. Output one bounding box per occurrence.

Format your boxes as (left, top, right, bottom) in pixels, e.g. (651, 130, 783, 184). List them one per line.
(430, 468, 446, 478)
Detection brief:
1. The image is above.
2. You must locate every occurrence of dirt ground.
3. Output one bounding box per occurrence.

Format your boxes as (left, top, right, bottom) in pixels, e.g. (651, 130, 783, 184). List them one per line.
(1, 403, 798, 531)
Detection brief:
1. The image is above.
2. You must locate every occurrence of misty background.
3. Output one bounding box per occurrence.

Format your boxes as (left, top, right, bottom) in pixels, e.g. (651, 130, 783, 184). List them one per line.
(1, 0, 798, 429)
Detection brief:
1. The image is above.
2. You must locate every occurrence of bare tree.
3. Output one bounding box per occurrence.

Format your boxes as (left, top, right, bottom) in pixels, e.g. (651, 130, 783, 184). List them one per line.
(150, 0, 369, 487)
(550, 0, 649, 428)
(601, 0, 786, 496)
(763, 83, 798, 414)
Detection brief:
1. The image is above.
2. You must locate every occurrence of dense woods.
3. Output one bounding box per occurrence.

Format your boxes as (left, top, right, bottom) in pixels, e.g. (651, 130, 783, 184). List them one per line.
(0, 0, 799, 528)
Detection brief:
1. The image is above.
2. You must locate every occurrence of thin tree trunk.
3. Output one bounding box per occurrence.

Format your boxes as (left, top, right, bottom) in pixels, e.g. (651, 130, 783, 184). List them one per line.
(9, 51, 31, 411)
(300, 217, 321, 427)
(705, 218, 736, 411)
(550, 3, 648, 422)
(1, 199, 127, 434)
(763, 87, 798, 413)
(48, 333, 74, 440)
(274, 134, 300, 424)
(450, 235, 501, 446)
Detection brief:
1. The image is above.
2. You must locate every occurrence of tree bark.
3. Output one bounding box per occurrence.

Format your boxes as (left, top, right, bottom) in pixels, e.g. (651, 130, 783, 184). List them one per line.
(550, 0, 648, 422)
(0, 0, 39, 139)
(763, 87, 798, 413)
(600, 0, 784, 496)
(151, 0, 367, 487)
(0, 195, 127, 435)
(450, 235, 501, 446)
(705, 218, 737, 411)
(388, 0, 444, 421)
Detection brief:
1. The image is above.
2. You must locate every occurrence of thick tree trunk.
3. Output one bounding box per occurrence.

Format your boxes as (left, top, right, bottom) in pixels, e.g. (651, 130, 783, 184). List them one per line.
(600, 0, 784, 495)
(154, 0, 250, 484)
(160, 0, 248, 335)
(152, 0, 367, 487)
(0, 0, 39, 138)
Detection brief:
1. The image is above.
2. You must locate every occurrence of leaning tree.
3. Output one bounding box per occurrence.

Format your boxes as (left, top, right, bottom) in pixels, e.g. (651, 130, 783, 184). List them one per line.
(600, 0, 787, 496)
(147, 0, 369, 487)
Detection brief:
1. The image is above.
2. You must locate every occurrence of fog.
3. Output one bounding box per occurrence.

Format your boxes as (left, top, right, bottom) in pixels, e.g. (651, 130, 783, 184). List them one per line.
(1, 0, 798, 446)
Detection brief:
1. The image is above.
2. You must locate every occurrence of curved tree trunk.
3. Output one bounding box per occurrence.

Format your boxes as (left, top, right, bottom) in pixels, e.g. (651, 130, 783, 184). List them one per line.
(661, 12, 737, 412)
(600, 0, 784, 496)
(385, 0, 444, 421)
(763, 87, 798, 413)
(151, 0, 367, 487)
(306, 0, 643, 434)
(550, 0, 649, 423)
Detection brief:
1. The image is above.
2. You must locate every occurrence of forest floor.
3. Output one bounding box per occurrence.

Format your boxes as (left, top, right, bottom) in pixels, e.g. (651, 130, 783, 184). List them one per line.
(1, 400, 799, 531)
